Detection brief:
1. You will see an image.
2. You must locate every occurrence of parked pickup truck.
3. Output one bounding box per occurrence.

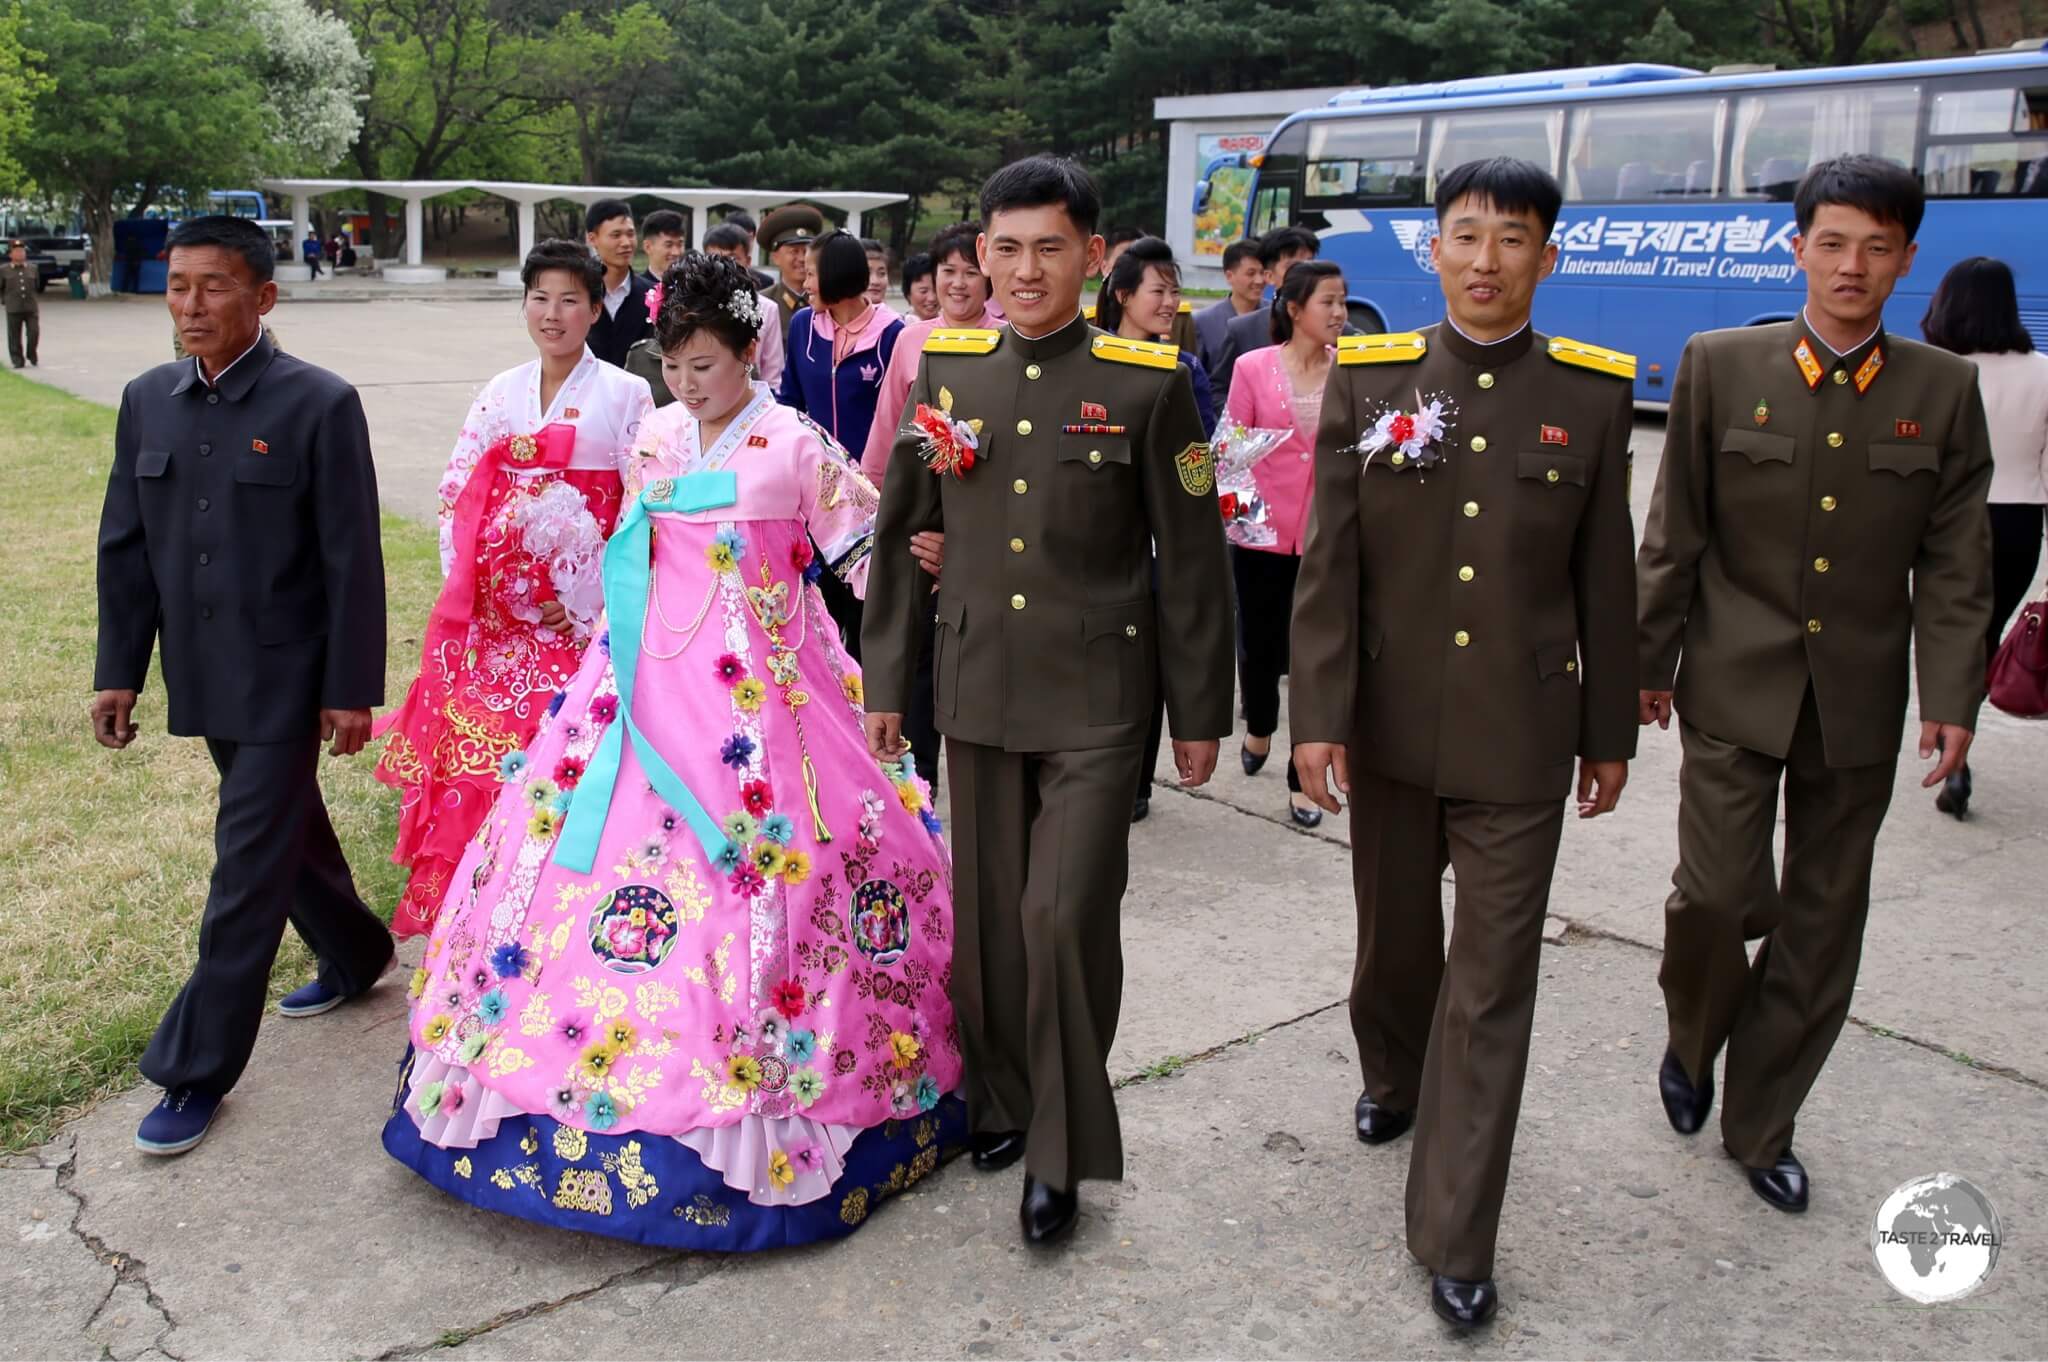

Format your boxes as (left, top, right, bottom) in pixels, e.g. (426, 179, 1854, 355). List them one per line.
(24, 235, 89, 288)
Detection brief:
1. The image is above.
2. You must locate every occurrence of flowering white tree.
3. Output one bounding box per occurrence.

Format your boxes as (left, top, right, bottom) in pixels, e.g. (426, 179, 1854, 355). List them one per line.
(249, 0, 369, 174)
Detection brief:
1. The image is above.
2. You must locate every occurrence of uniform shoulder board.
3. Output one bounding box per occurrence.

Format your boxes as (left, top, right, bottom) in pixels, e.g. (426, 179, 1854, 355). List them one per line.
(923, 328, 1002, 356)
(1176, 299, 1193, 314)
(1546, 336, 1637, 380)
(1082, 303, 1097, 321)
(1337, 333, 1427, 366)
(1090, 335, 1179, 370)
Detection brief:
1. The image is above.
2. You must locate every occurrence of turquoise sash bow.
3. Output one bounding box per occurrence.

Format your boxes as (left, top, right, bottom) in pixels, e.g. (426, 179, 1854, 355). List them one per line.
(552, 471, 739, 874)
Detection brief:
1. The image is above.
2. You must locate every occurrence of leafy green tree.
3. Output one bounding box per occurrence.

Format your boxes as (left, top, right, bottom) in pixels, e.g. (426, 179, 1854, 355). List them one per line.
(16, 0, 272, 280)
(0, 2, 51, 196)
(521, 3, 677, 183)
(250, 0, 370, 174)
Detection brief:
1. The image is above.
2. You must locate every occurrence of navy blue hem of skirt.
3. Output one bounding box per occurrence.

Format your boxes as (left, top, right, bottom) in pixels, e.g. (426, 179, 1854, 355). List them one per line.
(381, 1048, 968, 1251)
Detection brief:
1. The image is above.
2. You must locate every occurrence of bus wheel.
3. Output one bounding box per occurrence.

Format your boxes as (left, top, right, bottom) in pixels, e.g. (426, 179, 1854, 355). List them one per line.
(1347, 303, 1385, 335)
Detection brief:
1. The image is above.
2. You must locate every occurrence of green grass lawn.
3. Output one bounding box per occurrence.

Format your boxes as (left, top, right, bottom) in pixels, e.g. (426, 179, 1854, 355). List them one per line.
(0, 371, 439, 1152)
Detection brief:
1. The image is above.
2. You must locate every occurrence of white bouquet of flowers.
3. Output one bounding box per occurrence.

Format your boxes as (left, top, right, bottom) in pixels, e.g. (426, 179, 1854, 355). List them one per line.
(1209, 416, 1291, 548)
(514, 480, 609, 637)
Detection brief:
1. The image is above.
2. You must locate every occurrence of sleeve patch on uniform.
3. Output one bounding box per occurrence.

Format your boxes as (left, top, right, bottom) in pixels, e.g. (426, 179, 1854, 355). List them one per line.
(1176, 442, 1215, 496)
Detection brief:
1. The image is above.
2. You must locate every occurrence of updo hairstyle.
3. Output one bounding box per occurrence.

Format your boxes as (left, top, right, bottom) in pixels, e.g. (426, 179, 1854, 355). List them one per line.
(655, 250, 763, 356)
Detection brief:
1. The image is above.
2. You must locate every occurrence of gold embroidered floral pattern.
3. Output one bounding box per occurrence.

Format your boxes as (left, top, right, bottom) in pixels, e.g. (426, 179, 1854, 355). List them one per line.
(552, 1168, 613, 1215)
(520, 1127, 540, 1155)
(840, 1187, 869, 1226)
(552, 1126, 589, 1162)
(453, 1156, 473, 1179)
(602, 1141, 660, 1209)
(490, 1168, 515, 1190)
(675, 1194, 731, 1227)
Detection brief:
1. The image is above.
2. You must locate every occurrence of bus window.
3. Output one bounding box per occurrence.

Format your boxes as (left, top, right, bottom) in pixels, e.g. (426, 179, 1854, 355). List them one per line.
(1730, 85, 1919, 199)
(1250, 184, 1293, 235)
(1305, 117, 1426, 207)
(1428, 108, 1562, 190)
(1923, 82, 2048, 196)
(1564, 97, 1724, 201)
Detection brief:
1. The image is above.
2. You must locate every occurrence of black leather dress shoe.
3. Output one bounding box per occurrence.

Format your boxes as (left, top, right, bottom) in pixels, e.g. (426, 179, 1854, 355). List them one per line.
(1354, 1090, 1414, 1144)
(1020, 1175, 1079, 1245)
(1430, 1274, 1498, 1327)
(1935, 763, 1971, 819)
(1658, 1048, 1713, 1135)
(970, 1130, 1025, 1172)
(1240, 743, 1270, 775)
(1288, 801, 1323, 829)
(1131, 795, 1150, 824)
(1746, 1149, 1809, 1213)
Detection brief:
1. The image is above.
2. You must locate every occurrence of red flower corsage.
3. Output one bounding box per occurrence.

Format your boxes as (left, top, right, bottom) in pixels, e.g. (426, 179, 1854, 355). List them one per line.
(912, 385, 984, 479)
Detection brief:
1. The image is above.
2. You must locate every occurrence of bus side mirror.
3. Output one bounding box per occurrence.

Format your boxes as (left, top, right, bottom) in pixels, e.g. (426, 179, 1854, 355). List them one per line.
(1193, 182, 1210, 213)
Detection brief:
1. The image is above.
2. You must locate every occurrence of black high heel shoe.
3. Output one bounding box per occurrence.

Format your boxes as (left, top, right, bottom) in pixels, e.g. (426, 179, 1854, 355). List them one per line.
(1240, 740, 1270, 776)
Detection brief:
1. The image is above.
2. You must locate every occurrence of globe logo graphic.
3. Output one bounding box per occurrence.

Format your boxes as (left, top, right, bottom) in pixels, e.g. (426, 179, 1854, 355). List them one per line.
(1870, 1173, 2001, 1304)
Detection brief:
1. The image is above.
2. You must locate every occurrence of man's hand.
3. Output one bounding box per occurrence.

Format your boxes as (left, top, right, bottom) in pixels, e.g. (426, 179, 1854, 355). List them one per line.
(538, 600, 573, 635)
(865, 711, 907, 762)
(1576, 758, 1628, 818)
(1639, 689, 1674, 729)
(1919, 721, 1974, 788)
(321, 708, 373, 758)
(1172, 738, 1218, 788)
(910, 530, 944, 582)
(91, 689, 139, 749)
(1296, 740, 1349, 814)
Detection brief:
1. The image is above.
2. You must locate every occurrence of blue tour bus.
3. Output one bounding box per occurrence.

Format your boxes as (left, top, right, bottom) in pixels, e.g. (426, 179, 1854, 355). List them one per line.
(1222, 45, 2048, 403)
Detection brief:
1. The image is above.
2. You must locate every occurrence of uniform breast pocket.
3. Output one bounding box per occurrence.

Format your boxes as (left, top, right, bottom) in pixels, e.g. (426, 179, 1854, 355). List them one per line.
(1516, 450, 1588, 490)
(1868, 442, 1939, 478)
(1057, 433, 1132, 475)
(1720, 428, 1796, 467)
(1082, 601, 1147, 726)
(135, 448, 172, 479)
(233, 453, 300, 488)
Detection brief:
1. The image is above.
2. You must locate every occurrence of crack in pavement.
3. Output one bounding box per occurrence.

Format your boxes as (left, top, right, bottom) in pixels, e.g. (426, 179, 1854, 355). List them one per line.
(47, 1134, 187, 1362)
(373, 1254, 731, 1358)
(1113, 997, 1349, 1091)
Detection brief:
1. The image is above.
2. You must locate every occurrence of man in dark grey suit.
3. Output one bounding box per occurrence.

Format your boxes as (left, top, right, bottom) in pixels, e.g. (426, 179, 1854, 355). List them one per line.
(1210, 226, 1322, 403)
(94, 216, 394, 1156)
(1193, 237, 1266, 374)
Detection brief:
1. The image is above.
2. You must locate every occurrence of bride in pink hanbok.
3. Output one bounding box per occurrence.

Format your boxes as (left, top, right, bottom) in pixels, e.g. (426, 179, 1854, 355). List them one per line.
(383, 252, 964, 1247)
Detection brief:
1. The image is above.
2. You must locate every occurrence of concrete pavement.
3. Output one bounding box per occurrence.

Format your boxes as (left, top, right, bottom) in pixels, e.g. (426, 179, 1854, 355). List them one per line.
(8, 296, 2046, 1360)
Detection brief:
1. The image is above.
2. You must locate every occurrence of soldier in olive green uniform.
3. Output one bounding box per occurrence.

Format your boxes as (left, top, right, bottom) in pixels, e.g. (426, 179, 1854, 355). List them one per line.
(1293, 159, 1638, 1328)
(1638, 157, 1993, 1215)
(863, 158, 1235, 1247)
(758, 203, 822, 352)
(3, 239, 40, 368)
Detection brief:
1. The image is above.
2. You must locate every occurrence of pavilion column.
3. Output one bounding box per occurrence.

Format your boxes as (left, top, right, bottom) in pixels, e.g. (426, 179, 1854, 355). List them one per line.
(404, 195, 425, 266)
(844, 209, 862, 240)
(517, 199, 537, 262)
(290, 193, 311, 249)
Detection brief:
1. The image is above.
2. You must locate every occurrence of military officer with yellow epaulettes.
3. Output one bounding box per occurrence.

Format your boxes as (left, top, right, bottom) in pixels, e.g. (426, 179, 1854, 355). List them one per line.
(862, 156, 1236, 1247)
(1638, 156, 1993, 1218)
(3, 238, 40, 368)
(1292, 157, 1640, 1328)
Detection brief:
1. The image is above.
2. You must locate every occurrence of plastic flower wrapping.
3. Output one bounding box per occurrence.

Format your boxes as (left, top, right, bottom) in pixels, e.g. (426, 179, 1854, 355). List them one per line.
(513, 480, 608, 636)
(1209, 417, 1290, 548)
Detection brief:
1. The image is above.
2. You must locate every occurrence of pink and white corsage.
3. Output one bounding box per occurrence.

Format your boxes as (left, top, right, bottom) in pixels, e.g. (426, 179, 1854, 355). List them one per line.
(1354, 390, 1458, 472)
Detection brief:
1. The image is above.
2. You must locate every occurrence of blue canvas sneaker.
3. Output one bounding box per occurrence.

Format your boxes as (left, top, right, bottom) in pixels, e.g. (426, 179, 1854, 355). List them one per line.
(135, 1087, 223, 1156)
(277, 979, 345, 1017)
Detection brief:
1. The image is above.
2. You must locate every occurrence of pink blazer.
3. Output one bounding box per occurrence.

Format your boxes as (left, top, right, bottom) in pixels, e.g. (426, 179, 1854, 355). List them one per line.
(1223, 345, 1321, 555)
(860, 304, 1003, 487)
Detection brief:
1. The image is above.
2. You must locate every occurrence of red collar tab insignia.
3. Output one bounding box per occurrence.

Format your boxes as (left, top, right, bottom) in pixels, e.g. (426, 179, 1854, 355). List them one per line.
(1792, 338, 1823, 391)
(1853, 344, 1885, 394)
(1081, 401, 1108, 422)
(1753, 399, 1770, 427)
(1540, 425, 1568, 446)
(250, 438, 269, 454)
(746, 434, 770, 448)
(1895, 418, 1921, 439)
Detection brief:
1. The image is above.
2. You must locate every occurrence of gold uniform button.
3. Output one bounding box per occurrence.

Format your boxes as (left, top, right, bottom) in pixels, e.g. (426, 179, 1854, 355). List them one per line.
(1124, 624, 1137, 638)
(1010, 594, 1027, 611)
(1820, 495, 1838, 511)
(1454, 630, 1471, 648)
(1008, 537, 1025, 553)
(1391, 452, 1406, 466)
(1463, 501, 1480, 518)
(1826, 432, 1844, 448)
(1016, 419, 1033, 436)
(1025, 363, 1042, 380)
(1565, 659, 1577, 673)
(1477, 372, 1495, 389)
(1088, 449, 1102, 465)
(1469, 435, 1489, 453)
(1807, 618, 1822, 634)
(1814, 556, 1831, 573)
(1458, 565, 1475, 582)
(1545, 468, 1560, 483)
(1013, 478, 1028, 494)
(1832, 369, 1848, 385)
